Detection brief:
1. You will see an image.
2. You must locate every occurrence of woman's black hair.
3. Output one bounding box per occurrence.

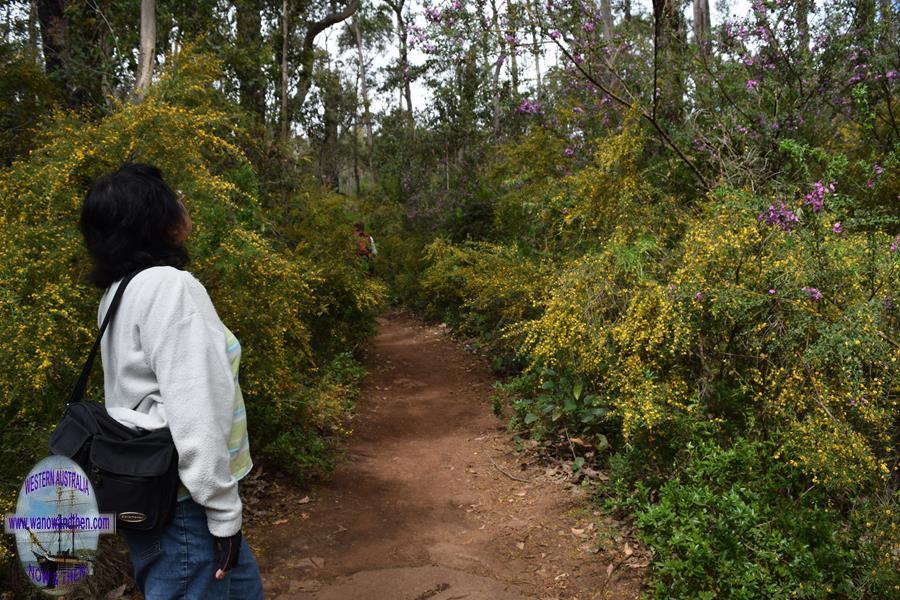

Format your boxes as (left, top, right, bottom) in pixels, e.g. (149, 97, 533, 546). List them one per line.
(80, 163, 189, 288)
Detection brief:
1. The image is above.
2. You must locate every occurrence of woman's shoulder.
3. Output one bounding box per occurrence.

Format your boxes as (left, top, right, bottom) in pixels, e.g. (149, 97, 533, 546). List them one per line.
(125, 266, 212, 313)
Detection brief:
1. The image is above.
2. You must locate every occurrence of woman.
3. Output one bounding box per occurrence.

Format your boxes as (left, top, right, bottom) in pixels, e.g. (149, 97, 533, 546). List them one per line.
(79, 163, 264, 599)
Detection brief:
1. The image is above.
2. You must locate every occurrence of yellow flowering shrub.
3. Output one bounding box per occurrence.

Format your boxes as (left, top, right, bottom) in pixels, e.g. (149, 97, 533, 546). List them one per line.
(0, 49, 385, 569)
(415, 116, 899, 594)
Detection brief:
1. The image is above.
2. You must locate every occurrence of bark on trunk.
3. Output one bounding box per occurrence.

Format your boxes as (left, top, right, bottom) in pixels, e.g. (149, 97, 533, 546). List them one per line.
(692, 0, 711, 53)
(526, 0, 542, 95)
(353, 15, 374, 174)
(134, 0, 156, 101)
(386, 0, 413, 122)
(35, 0, 65, 78)
(280, 0, 289, 142)
(600, 0, 614, 43)
(292, 0, 360, 122)
(236, 0, 266, 121)
(654, 0, 686, 123)
(507, 1, 518, 96)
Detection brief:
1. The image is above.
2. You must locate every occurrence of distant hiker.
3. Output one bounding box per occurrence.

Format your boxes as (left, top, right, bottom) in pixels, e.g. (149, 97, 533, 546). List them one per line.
(354, 222, 377, 273)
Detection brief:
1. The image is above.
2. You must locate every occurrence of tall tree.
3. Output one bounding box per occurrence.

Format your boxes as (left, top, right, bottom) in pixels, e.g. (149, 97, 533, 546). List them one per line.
(692, 0, 710, 53)
(294, 0, 360, 128)
(235, 0, 267, 121)
(280, 0, 290, 141)
(795, 0, 813, 53)
(600, 0, 614, 43)
(384, 0, 413, 121)
(134, 0, 156, 100)
(353, 14, 374, 173)
(35, 0, 66, 84)
(654, 0, 687, 123)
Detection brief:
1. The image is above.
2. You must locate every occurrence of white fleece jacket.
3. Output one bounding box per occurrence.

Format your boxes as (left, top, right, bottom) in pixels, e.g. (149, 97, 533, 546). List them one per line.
(98, 266, 242, 537)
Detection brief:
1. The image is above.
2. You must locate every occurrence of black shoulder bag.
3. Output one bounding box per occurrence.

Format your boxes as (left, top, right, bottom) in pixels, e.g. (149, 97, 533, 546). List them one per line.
(49, 268, 180, 532)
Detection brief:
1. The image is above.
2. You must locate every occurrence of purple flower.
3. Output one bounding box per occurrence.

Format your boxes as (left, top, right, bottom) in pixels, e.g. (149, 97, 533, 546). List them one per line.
(549, 30, 561, 40)
(572, 106, 584, 114)
(891, 235, 899, 253)
(563, 147, 575, 157)
(768, 289, 777, 295)
(873, 164, 883, 176)
(758, 199, 800, 231)
(583, 22, 595, 32)
(803, 181, 836, 213)
(516, 99, 541, 115)
(801, 287, 823, 301)
(746, 79, 759, 91)
(832, 221, 843, 234)
(693, 291, 703, 301)
(737, 125, 749, 134)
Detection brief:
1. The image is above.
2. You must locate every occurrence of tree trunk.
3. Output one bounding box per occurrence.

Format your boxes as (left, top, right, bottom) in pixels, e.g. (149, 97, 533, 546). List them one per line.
(623, 0, 632, 21)
(280, 0, 289, 142)
(35, 0, 65, 79)
(321, 73, 340, 190)
(507, 1, 518, 96)
(654, 0, 686, 124)
(692, 0, 711, 53)
(526, 0, 542, 96)
(28, 0, 40, 62)
(386, 0, 413, 122)
(879, 0, 895, 47)
(353, 15, 374, 175)
(236, 0, 266, 121)
(600, 0, 614, 43)
(489, 0, 504, 135)
(134, 0, 156, 101)
(352, 113, 361, 195)
(292, 0, 360, 121)
(794, 0, 812, 54)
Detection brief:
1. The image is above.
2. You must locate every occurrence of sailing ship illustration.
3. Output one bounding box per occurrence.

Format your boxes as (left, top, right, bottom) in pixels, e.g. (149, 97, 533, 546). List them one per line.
(24, 486, 94, 591)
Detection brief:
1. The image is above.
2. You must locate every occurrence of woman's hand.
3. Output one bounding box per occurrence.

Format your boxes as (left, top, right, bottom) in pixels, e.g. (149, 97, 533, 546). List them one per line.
(213, 530, 242, 579)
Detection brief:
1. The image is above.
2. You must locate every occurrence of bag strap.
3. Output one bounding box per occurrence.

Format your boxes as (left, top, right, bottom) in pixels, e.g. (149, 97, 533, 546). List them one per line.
(67, 267, 149, 405)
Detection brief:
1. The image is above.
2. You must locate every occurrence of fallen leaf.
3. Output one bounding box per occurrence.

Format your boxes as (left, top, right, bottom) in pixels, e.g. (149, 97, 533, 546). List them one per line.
(516, 542, 525, 550)
(624, 542, 633, 557)
(298, 496, 311, 504)
(273, 518, 288, 525)
(606, 563, 614, 577)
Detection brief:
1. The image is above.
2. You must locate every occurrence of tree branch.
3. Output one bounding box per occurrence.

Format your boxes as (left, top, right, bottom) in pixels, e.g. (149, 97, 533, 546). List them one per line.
(551, 36, 710, 190)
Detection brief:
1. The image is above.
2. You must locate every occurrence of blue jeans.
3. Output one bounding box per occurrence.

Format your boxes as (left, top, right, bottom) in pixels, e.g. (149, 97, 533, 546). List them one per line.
(122, 499, 264, 599)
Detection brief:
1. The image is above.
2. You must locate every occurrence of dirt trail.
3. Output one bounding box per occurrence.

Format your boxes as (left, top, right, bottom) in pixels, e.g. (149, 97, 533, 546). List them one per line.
(251, 312, 645, 599)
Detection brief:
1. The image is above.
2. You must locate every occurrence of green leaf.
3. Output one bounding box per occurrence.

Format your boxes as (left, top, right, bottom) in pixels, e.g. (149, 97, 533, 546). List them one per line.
(524, 412, 539, 425)
(572, 380, 583, 400)
(573, 456, 585, 472)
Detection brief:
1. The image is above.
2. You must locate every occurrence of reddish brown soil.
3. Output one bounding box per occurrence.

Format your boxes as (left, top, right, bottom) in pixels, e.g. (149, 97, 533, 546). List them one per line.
(249, 312, 645, 599)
